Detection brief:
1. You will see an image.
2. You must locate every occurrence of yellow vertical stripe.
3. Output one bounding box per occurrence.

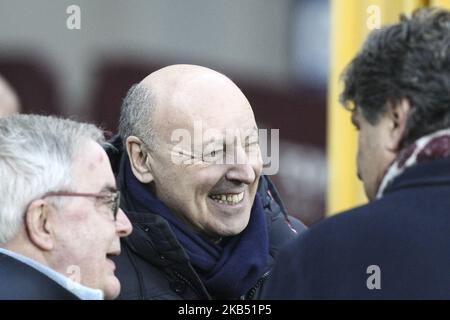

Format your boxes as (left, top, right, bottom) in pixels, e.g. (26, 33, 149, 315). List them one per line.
(327, 0, 365, 215)
(431, 0, 450, 8)
(327, 0, 427, 215)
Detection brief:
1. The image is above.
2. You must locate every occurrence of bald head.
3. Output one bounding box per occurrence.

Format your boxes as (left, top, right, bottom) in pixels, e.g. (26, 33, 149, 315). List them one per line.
(119, 64, 254, 148)
(0, 75, 20, 118)
(140, 64, 241, 108)
(121, 65, 262, 238)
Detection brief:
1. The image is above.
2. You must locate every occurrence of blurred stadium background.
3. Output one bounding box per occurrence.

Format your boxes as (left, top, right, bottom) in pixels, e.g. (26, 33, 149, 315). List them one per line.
(1, 0, 448, 226)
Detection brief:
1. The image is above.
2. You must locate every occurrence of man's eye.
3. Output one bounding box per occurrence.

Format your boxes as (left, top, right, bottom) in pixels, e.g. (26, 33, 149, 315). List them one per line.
(177, 150, 193, 158)
(203, 149, 222, 161)
(209, 150, 220, 157)
(208, 150, 221, 157)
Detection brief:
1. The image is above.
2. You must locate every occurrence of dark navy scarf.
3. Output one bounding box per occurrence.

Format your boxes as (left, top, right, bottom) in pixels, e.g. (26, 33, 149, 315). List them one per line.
(123, 159, 269, 299)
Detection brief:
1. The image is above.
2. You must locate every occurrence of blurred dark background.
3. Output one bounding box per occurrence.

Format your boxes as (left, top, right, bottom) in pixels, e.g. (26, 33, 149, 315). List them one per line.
(0, 0, 329, 226)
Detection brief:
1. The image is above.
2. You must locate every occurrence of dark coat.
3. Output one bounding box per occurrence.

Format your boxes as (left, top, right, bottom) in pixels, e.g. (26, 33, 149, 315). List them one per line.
(262, 158, 450, 299)
(0, 253, 79, 300)
(106, 135, 306, 300)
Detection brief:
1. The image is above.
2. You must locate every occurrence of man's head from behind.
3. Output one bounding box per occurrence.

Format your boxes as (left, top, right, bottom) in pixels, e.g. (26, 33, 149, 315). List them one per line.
(119, 64, 263, 239)
(340, 8, 450, 200)
(0, 115, 132, 299)
(0, 75, 20, 118)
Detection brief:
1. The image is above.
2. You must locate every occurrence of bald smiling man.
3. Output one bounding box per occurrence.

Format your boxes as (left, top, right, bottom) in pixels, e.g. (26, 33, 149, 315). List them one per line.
(105, 64, 306, 300)
(0, 75, 20, 118)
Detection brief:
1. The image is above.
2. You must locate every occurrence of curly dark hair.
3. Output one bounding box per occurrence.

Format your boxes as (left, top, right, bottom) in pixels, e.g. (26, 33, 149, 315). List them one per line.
(341, 7, 450, 147)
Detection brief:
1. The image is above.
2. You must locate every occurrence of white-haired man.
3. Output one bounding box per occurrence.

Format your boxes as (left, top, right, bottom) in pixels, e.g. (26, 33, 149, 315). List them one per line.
(0, 114, 132, 299)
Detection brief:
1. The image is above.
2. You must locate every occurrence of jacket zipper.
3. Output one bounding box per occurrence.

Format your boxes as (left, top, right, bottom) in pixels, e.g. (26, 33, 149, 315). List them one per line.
(173, 271, 209, 299)
(241, 270, 271, 300)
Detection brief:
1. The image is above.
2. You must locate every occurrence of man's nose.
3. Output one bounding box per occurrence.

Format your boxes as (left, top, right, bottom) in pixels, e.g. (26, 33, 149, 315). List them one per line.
(115, 208, 133, 237)
(225, 145, 258, 184)
(225, 163, 256, 185)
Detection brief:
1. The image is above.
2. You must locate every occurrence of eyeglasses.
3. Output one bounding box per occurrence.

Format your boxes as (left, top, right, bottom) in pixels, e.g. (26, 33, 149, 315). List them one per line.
(42, 191, 121, 221)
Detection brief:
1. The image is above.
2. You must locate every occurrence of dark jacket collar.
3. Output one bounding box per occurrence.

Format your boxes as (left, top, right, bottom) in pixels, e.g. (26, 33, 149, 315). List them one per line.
(384, 157, 450, 196)
(0, 253, 79, 300)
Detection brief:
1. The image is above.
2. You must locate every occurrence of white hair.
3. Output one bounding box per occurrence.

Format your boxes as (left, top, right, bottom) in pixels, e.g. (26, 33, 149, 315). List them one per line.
(0, 114, 105, 243)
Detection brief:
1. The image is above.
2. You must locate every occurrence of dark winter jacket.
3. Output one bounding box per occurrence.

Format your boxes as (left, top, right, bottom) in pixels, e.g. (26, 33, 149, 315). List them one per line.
(262, 157, 450, 299)
(106, 135, 306, 300)
(0, 252, 79, 300)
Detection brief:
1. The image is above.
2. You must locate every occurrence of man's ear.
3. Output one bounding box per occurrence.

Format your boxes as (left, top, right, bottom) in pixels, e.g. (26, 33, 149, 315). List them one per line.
(126, 136, 155, 183)
(25, 200, 54, 251)
(385, 98, 410, 152)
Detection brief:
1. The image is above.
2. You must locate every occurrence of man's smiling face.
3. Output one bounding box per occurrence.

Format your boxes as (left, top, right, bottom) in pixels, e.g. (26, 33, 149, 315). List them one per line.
(145, 71, 263, 238)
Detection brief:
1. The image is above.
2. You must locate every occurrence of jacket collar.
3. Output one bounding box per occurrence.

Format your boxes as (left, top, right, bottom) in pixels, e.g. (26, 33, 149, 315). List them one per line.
(0, 248, 102, 300)
(384, 157, 450, 196)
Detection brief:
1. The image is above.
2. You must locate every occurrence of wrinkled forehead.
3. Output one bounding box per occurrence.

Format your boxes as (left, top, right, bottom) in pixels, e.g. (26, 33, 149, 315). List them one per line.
(155, 75, 257, 142)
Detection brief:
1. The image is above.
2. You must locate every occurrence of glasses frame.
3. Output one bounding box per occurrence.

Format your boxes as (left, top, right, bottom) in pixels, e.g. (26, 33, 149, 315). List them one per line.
(42, 191, 121, 221)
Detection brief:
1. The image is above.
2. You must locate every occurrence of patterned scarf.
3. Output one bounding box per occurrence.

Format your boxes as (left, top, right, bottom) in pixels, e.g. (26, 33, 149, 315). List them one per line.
(376, 128, 450, 198)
